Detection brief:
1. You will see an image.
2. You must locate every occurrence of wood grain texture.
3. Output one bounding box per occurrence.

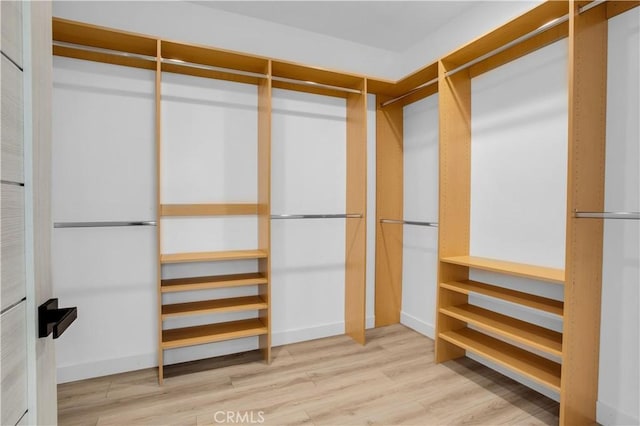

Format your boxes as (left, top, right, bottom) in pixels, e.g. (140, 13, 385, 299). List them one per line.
(57, 325, 559, 426)
(162, 296, 268, 319)
(561, 2, 608, 424)
(1, 184, 25, 311)
(271, 60, 363, 91)
(161, 273, 267, 293)
(0, 302, 27, 426)
(257, 61, 272, 362)
(1, 55, 24, 183)
(30, 3, 58, 423)
(440, 280, 564, 316)
(440, 304, 563, 357)
(439, 328, 562, 392)
(606, 1, 640, 19)
(441, 255, 565, 284)
(52, 45, 156, 71)
(162, 318, 268, 349)
(160, 203, 258, 216)
(160, 250, 268, 264)
(161, 40, 268, 74)
(435, 61, 472, 363)
(374, 95, 403, 327)
(344, 79, 367, 344)
(1, 0, 23, 67)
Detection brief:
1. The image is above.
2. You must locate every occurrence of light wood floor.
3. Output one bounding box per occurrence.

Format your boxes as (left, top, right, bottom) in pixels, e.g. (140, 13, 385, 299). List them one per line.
(58, 325, 559, 425)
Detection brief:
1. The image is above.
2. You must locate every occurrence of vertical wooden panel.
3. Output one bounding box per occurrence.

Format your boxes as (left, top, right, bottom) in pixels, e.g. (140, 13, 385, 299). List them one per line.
(155, 39, 164, 384)
(374, 96, 403, 326)
(258, 61, 272, 362)
(345, 80, 367, 344)
(435, 61, 471, 363)
(1, 0, 23, 67)
(561, 2, 607, 424)
(1, 55, 24, 183)
(1, 184, 25, 311)
(0, 302, 28, 426)
(29, 2, 58, 423)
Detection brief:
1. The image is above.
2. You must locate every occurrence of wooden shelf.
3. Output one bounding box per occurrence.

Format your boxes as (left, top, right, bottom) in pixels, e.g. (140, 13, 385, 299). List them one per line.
(162, 296, 267, 319)
(160, 250, 267, 264)
(440, 304, 563, 357)
(160, 203, 258, 217)
(162, 318, 267, 349)
(161, 273, 267, 293)
(440, 256, 564, 284)
(440, 280, 563, 316)
(439, 328, 561, 392)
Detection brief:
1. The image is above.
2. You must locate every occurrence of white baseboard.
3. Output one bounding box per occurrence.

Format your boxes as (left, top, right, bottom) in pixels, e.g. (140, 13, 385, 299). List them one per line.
(400, 311, 434, 339)
(597, 400, 639, 426)
(57, 353, 156, 384)
(271, 321, 345, 346)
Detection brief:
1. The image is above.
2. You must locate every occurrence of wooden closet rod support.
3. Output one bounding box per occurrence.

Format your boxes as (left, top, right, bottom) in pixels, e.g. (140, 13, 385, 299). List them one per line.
(54, 221, 158, 228)
(380, 219, 438, 227)
(271, 214, 363, 219)
(574, 211, 640, 220)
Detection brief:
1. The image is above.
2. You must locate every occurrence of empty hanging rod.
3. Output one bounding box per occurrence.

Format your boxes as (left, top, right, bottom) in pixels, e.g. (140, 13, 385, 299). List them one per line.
(271, 214, 362, 219)
(380, 76, 438, 108)
(53, 41, 157, 62)
(574, 211, 640, 220)
(380, 219, 438, 227)
(54, 221, 157, 228)
(161, 58, 268, 79)
(271, 76, 362, 94)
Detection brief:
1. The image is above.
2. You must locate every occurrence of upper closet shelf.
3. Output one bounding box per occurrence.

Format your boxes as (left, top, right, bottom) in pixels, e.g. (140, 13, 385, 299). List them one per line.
(440, 255, 564, 284)
(160, 250, 268, 264)
(160, 203, 258, 217)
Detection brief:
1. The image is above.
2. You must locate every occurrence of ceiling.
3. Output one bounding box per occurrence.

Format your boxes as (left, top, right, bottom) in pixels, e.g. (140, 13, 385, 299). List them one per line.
(192, 1, 479, 52)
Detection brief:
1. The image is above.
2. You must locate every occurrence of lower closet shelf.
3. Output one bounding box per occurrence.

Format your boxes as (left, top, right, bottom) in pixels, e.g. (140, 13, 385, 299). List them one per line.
(161, 273, 268, 292)
(162, 318, 268, 350)
(439, 328, 561, 392)
(439, 304, 563, 357)
(162, 296, 268, 318)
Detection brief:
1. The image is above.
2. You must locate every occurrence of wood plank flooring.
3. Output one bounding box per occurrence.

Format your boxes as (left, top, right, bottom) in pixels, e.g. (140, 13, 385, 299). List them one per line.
(58, 325, 559, 425)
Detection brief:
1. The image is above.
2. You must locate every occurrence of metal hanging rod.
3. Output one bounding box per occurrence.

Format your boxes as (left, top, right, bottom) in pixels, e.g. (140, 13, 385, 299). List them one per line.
(271, 76, 362, 94)
(54, 221, 157, 228)
(444, 14, 570, 79)
(574, 211, 640, 220)
(380, 219, 438, 227)
(380, 76, 438, 108)
(578, 0, 607, 14)
(161, 58, 268, 79)
(53, 41, 157, 62)
(271, 214, 362, 219)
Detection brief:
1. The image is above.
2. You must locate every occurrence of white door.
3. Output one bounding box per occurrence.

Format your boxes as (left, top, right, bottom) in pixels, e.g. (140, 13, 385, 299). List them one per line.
(1, 1, 57, 424)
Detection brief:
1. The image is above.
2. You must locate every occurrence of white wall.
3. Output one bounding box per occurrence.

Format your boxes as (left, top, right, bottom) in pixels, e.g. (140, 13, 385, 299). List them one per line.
(597, 8, 639, 426)
(400, 95, 439, 338)
(51, 57, 158, 382)
(270, 89, 347, 345)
